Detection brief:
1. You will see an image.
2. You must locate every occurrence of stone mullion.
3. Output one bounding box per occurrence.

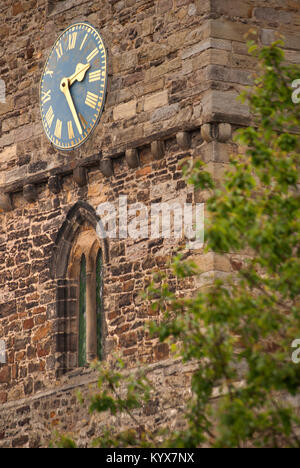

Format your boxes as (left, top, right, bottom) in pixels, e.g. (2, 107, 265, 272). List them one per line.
(67, 280, 79, 371)
(86, 259, 97, 363)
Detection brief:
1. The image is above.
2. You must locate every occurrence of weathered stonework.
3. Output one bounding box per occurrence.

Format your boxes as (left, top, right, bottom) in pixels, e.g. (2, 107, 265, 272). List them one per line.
(0, 359, 197, 448)
(1, 0, 300, 448)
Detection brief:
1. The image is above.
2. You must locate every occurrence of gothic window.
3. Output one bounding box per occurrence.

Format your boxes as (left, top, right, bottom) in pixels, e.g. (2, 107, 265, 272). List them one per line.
(51, 202, 109, 375)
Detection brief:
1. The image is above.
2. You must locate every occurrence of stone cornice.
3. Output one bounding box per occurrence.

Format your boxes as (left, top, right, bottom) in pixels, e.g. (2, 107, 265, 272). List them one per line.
(0, 121, 234, 212)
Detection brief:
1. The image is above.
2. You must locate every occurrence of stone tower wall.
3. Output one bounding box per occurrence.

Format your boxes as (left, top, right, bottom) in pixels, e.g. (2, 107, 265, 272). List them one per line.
(0, 0, 300, 447)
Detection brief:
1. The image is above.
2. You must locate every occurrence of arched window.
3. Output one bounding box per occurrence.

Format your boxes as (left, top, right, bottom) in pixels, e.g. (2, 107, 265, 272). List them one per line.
(51, 202, 109, 375)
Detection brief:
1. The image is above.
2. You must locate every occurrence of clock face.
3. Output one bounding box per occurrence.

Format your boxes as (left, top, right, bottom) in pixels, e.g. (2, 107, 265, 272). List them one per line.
(40, 22, 108, 151)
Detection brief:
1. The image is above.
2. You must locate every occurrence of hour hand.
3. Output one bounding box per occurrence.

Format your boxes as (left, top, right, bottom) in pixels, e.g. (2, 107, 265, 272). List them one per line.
(60, 78, 82, 135)
(68, 63, 91, 86)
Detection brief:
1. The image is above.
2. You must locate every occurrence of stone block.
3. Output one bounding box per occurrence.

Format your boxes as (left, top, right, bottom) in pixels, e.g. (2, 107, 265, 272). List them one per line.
(125, 149, 140, 169)
(202, 90, 250, 125)
(150, 103, 179, 123)
(151, 141, 165, 160)
(144, 90, 168, 112)
(113, 100, 137, 121)
(0, 96, 14, 116)
(0, 145, 17, 164)
(5, 165, 27, 185)
(73, 167, 87, 187)
(254, 7, 292, 24)
(112, 50, 137, 73)
(145, 58, 181, 82)
(182, 39, 212, 60)
(157, 0, 173, 14)
(218, 123, 232, 142)
(0, 366, 10, 384)
(281, 33, 300, 51)
(261, 29, 275, 46)
(100, 158, 114, 177)
(15, 124, 33, 143)
(176, 131, 191, 150)
(197, 142, 232, 164)
(210, 0, 251, 18)
(210, 19, 258, 42)
(142, 17, 154, 36)
(201, 123, 214, 142)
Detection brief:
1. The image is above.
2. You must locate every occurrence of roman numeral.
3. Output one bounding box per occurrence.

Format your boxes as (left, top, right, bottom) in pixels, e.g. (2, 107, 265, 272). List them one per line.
(45, 106, 54, 128)
(45, 70, 53, 78)
(67, 121, 75, 140)
(79, 113, 88, 130)
(87, 48, 98, 63)
(54, 119, 62, 139)
(85, 91, 98, 109)
(68, 32, 77, 50)
(56, 43, 63, 59)
(80, 33, 88, 51)
(89, 70, 101, 83)
(41, 89, 51, 105)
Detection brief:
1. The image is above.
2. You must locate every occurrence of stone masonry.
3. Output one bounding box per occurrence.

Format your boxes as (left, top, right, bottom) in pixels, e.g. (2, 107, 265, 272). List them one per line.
(1, 0, 300, 448)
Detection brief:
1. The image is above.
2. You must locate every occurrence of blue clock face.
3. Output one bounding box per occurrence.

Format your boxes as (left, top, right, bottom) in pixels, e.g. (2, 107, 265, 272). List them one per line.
(40, 23, 108, 151)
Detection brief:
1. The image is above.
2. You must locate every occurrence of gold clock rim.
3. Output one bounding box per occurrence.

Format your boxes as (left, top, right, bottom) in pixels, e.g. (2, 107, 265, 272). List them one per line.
(39, 22, 108, 151)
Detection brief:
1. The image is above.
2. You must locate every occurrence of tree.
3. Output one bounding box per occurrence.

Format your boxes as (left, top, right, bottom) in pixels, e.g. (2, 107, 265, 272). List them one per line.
(55, 42, 300, 448)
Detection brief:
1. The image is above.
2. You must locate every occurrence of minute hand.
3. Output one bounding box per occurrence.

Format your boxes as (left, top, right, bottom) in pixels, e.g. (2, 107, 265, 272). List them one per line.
(60, 78, 82, 135)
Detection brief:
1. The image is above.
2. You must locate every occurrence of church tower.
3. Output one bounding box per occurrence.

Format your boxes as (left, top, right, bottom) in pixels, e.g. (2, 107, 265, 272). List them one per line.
(0, 0, 299, 447)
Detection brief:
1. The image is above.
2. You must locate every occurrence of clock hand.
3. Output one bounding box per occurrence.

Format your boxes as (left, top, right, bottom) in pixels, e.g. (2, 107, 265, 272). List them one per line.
(68, 63, 91, 87)
(60, 78, 83, 135)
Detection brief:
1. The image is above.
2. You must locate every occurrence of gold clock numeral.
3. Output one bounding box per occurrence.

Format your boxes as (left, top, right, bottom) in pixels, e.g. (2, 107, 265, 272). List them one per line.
(41, 89, 51, 105)
(67, 121, 75, 140)
(80, 33, 88, 51)
(68, 32, 77, 50)
(54, 119, 62, 139)
(79, 113, 88, 130)
(45, 70, 54, 77)
(85, 91, 98, 109)
(45, 106, 54, 128)
(89, 70, 101, 83)
(87, 48, 98, 63)
(56, 43, 63, 60)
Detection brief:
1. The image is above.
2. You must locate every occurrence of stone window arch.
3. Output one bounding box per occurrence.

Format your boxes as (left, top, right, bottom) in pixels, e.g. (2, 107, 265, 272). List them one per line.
(51, 202, 109, 375)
